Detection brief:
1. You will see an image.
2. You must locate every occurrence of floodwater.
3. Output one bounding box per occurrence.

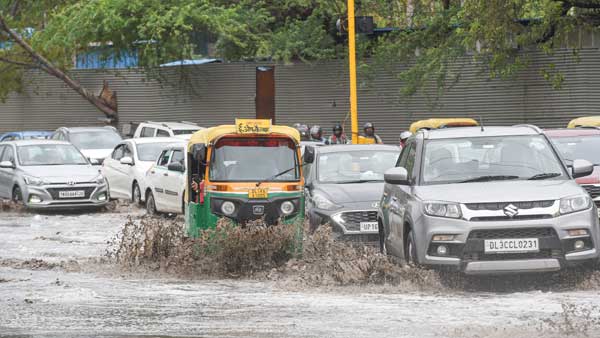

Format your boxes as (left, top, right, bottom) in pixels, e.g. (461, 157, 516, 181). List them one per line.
(1, 208, 600, 338)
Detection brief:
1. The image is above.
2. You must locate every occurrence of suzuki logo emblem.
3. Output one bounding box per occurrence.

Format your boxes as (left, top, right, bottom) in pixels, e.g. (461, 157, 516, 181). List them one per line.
(503, 204, 519, 218)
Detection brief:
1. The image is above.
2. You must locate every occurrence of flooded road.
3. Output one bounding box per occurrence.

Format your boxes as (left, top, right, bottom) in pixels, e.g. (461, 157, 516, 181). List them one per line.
(1, 209, 600, 338)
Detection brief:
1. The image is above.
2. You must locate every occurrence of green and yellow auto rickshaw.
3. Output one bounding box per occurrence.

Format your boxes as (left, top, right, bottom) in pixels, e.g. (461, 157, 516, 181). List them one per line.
(185, 119, 305, 240)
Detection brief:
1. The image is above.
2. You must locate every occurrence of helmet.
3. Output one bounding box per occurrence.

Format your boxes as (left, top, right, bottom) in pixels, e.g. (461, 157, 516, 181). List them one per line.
(310, 125, 322, 137)
(400, 131, 412, 140)
(363, 122, 374, 130)
(292, 123, 301, 129)
(297, 124, 309, 139)
(333, 123, 343, 133)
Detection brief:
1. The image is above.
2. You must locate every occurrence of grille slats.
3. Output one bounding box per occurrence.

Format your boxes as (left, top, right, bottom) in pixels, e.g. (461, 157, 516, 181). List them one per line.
(465, 200, 554, 211)
(470, 215, 553, 222)
(468, 227, 555, 240)
(46, 187, 96, 200)
(340, 211, 377, 231)
(583, 185, 600, 198)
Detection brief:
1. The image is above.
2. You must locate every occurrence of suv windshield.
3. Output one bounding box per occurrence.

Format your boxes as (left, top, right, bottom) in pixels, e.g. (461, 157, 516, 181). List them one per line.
(318, 150, 400, 183)
(137, 142, 179, 162)
(70, 130, 122, 150)
(173, 129, 200, 135)
(18, 144, 88, 166)
(422, 135, 566, 185)
(549, 135, 600, 165)
(209, 138, 299, 182)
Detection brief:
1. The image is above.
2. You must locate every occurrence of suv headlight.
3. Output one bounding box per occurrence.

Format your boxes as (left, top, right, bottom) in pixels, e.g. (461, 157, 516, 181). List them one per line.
(312, 193, 341, 210)
(560, 195, 591, 215)
(23, 175, 45, 186)
(424, 202, 462, 219)
(93, 174, 106, 185)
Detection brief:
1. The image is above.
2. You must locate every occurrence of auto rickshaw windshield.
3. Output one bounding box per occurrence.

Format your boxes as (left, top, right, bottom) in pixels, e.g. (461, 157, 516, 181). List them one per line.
(209, 137, 300, 182)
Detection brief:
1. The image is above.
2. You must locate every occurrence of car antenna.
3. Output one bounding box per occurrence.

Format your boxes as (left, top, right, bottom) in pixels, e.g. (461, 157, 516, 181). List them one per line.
(478, 116, 484, 132)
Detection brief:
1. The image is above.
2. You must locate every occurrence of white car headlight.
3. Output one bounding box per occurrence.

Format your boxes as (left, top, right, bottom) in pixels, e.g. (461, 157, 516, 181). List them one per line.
(23, 175, 45, 186)
(424, 202, 462, 219)
(560, 195, 591, 215)
(312, 193, 341, 210)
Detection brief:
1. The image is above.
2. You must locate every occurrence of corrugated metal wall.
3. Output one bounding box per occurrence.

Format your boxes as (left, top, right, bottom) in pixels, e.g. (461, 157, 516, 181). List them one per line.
(1, 48, 599, 143)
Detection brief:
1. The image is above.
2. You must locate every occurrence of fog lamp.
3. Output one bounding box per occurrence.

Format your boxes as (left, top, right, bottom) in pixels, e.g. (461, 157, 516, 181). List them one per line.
(98, 193, 107, 202)
(574, 240, 585, 250)
(221, 201, 236, 216)
(29, 195, 42, 203)
(280, 201, 294, 215)
(567, 229, 588, 237)
(432, 234, 455, 242)
(436, 245, 448, 256)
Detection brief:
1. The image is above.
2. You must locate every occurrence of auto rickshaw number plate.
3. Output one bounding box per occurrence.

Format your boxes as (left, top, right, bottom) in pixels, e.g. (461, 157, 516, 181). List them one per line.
(248, 188, 268, 199)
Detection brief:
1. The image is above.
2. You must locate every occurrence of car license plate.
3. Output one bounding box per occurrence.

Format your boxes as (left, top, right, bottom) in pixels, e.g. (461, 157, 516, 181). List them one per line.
(484, 238, 539, 253)
(360, 222, 379, 233)
(248, 188, 268, 199)
(58, 190, 85, 199)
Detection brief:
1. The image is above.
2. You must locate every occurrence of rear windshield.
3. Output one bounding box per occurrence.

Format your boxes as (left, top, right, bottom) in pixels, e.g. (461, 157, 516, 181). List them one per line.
(70, 130, 122, 150)
(209, 138, 299, 182)
(173, 129, 200, 135)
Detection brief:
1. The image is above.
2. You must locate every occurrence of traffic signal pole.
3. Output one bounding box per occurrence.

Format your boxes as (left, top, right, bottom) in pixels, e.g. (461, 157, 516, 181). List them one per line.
(347, 0, 359, 144)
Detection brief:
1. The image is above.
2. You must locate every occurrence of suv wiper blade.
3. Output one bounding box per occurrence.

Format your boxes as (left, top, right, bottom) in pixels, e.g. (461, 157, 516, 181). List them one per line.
(527, 172, 562, 180)
(338, 179, 381, 184)
(460, 175, 519, 183)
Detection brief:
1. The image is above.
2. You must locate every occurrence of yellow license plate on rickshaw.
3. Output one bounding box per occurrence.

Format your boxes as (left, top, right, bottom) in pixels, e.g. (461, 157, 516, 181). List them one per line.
(248, 188, 268, 199)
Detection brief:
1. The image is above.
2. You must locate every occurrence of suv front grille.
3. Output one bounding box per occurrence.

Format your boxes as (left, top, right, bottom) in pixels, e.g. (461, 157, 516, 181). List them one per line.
(340, 211, 377, 231)
(465, 200, 554, 211)
(468, 227, 555, 239)
(582, 185, 600, 199)
(463, 250, 557, 261)
(470, 215, 553, 222)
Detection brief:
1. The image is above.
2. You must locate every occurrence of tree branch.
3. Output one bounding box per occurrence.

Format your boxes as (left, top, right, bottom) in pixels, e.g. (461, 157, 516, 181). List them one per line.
(0, 14, 117, 119)
(9, 0, 20, 18)
(0, 56, 36, 68)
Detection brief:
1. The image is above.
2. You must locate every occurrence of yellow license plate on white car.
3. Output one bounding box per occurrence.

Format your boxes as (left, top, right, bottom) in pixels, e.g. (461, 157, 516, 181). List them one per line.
(248, 188, 268, 199)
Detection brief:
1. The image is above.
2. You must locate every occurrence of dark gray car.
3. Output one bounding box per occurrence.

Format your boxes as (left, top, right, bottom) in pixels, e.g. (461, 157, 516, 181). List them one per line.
(304, 144, 400, 242)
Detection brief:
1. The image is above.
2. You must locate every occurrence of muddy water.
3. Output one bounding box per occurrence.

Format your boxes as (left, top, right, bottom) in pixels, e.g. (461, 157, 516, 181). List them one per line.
(1, 210, 600, 337)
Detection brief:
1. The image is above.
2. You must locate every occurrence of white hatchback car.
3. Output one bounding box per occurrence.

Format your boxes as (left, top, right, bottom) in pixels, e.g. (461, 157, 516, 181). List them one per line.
(144, 144, 187, 214)
(101, 138, 185, 204)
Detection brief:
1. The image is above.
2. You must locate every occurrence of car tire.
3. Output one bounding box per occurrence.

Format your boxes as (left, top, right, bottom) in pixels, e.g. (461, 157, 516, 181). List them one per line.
(132, 182, 142, 205)
(12, 185, 23, 204)
(405, 229, 419, 266)
(146, 191, 158, 216)
(308, 212, 322, 233)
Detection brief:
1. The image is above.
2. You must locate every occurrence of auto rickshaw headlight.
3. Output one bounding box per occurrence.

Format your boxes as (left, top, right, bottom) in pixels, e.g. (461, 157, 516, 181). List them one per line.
(221, 201, 236, 216)
(280, 201, 295, 215)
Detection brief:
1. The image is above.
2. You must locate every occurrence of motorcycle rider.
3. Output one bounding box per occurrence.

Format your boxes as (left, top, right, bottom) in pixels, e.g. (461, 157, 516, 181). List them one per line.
(399, 131, 412, 149)
(363, 122, 383, 144)
(309, 125, 326, 143)
(294, 124, 310, 141)
(326, 123, 349, 145)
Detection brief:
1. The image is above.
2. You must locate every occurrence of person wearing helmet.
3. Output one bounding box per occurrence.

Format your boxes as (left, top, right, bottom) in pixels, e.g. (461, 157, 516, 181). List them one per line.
(363, 122, 383, 144)
(295, 124, 310, 141)
(309, 125, 326, 143)
(399, 131, 412, 149)
(326, 123, 349, 145)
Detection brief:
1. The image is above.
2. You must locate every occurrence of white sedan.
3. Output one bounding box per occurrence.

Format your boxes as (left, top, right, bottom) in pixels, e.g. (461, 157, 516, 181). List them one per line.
(101, 138, 185, 204)
(144, 144, 187, 214)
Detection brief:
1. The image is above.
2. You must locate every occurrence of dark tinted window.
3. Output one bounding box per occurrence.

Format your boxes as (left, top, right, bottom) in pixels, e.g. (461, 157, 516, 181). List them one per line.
(141, 127, 155, 138)
(156, 129, 170, 137)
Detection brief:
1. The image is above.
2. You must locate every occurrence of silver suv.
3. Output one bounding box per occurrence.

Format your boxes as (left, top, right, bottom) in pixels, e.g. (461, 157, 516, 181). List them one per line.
(378, 125, 599, 275)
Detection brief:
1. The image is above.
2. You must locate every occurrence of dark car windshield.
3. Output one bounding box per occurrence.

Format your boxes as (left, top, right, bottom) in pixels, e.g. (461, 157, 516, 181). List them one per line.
(70, 130, 122, 150)
(317, 150, 400, 184)
(422, 135, 566, 185)
(18, 144, 88, 166)
(172, 129, 200, 135)
(549, 135, 600, 165)
(209, 138, 299, 182)
(136, 142, 179, 162)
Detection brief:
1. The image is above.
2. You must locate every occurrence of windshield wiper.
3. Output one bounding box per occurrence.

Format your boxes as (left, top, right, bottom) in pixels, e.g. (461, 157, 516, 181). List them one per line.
(460, 175, 519, 183)
(528, 172, 562, 180)
(337, 179, 381, 184)
(256, 164, 303, 187)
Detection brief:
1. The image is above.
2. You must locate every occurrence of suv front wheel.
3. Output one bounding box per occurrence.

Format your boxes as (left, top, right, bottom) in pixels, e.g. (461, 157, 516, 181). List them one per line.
(405, 230, 419, 266)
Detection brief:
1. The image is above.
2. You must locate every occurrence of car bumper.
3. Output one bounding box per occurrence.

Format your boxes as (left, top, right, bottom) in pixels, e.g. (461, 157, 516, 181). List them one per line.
(23, 184, 109, 210)
(414, 208, 600, 274)
(311, 204, 380, 243)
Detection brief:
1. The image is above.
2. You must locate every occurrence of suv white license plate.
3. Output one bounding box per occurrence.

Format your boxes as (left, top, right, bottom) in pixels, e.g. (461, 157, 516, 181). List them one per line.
(360, 222, 378, 233)
(484, 238, 539, 253)
(58, 190, 85, 199)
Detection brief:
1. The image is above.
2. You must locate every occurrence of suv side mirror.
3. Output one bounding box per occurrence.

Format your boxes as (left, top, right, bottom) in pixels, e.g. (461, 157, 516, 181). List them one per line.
(572, 159, 594, 178)
(303, 146, 315, 164)
(120, 156, 134, 166)
(384, 167, 409, 185)
(0, 160, 15, 169)
(168, 162, 185, 173)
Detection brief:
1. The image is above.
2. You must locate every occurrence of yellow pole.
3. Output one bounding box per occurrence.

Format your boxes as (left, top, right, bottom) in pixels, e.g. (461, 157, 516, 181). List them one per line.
(347, 0, 359, 144)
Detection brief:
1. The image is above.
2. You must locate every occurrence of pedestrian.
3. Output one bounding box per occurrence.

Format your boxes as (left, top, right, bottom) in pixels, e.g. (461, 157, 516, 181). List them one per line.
(326, 123, 349, 145)
(363, 122, 383, 144)
(309, 125, 326, 143)
(399, 131, 412, 149)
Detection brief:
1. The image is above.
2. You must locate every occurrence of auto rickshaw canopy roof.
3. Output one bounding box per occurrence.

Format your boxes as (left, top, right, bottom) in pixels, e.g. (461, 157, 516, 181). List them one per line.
(409, 118, 479, 133)
(567, 116, 600, 128)
(187, 124, 301, 151)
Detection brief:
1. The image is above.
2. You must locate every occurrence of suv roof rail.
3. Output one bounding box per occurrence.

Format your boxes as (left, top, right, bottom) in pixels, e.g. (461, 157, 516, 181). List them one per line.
(512, 124, 542, 133)
(180, 121, 198, 126)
